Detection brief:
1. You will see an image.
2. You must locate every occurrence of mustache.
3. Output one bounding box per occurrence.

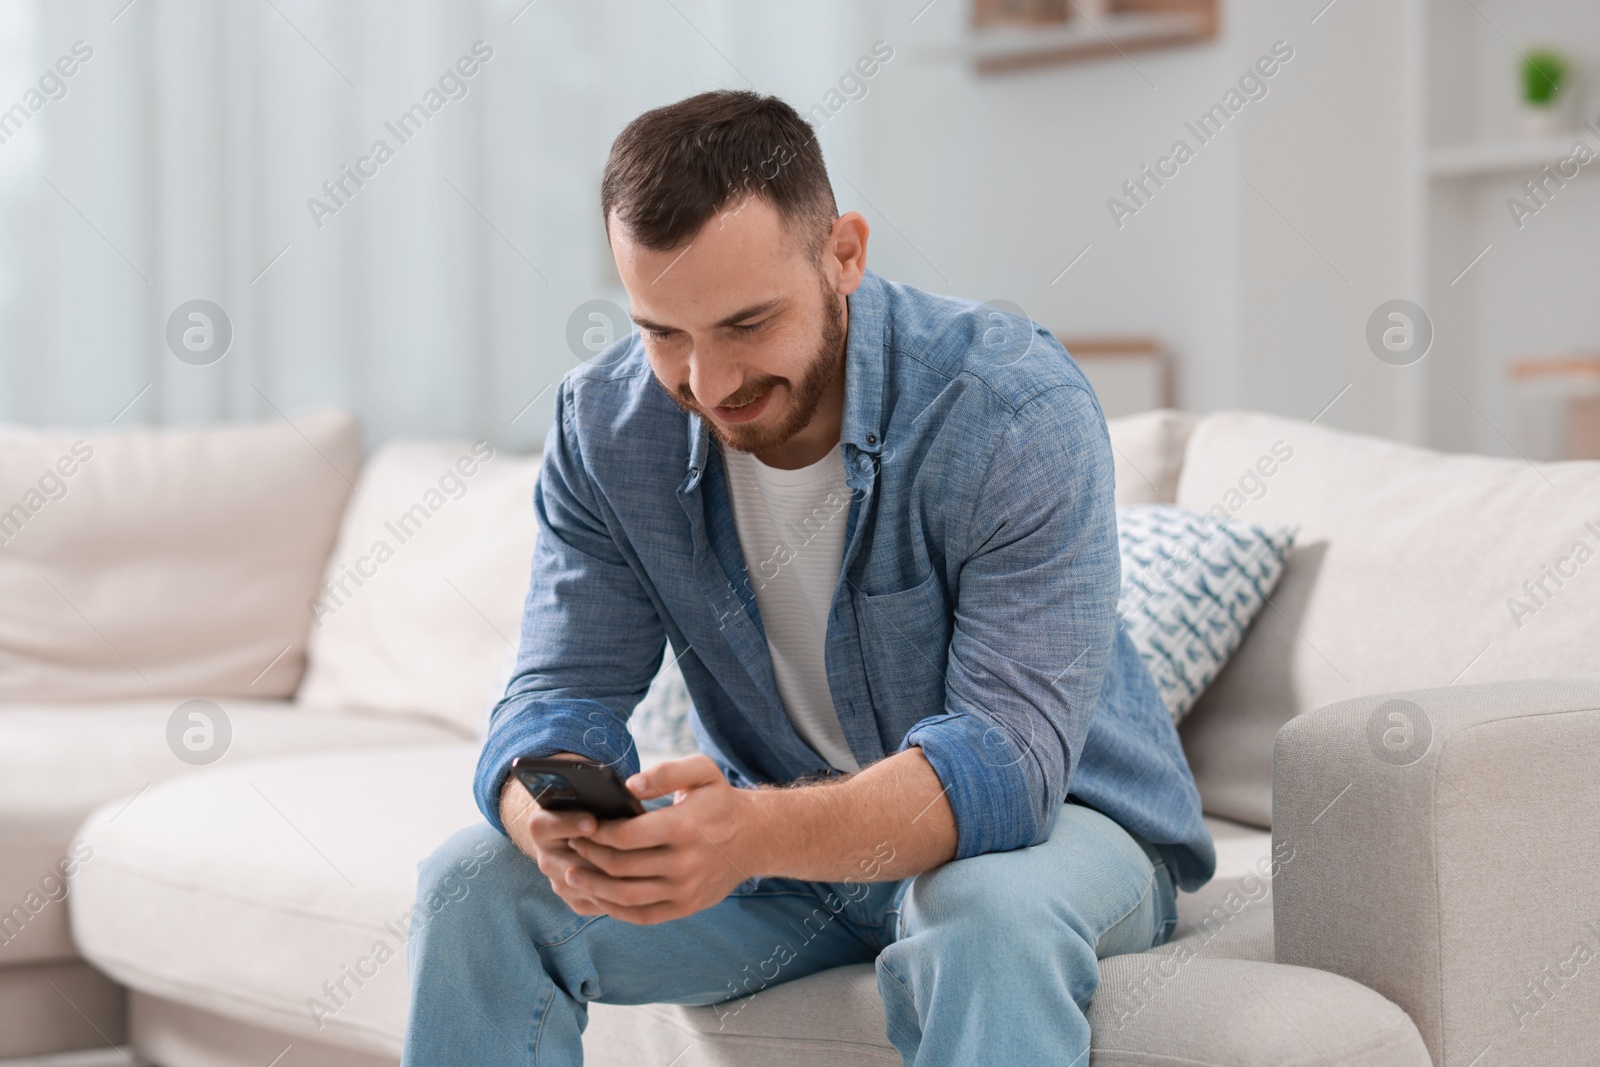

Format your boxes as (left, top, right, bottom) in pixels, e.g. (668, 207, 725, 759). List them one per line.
(679, 376, 786, 409)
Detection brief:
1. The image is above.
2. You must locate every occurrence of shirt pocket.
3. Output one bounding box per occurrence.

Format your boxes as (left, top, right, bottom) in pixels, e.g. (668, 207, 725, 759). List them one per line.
(854, 569, 952, 718)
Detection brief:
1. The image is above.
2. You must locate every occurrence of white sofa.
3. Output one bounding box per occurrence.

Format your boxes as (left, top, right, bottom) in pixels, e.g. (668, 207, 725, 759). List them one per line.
(2, 407, 1596, 1065)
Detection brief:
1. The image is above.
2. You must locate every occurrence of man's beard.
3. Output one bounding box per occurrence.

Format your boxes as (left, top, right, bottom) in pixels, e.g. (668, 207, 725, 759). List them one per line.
(669, 276, 847, 457)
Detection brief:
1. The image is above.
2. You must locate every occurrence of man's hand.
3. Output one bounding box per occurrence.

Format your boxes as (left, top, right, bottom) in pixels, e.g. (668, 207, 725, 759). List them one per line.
(498, 751, 611, 915)
(567, 754, 757, 925)
(500, 746, 958, 926)
(499, 753, 757, 924)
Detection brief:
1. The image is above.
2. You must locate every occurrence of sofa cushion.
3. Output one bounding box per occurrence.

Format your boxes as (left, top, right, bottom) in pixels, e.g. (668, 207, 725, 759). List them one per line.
(1168, 815, 1278, 966)
(71, 744, 485, 1058)
(128, 956, 1430, 1067)
(1118, 504, 1298, 723)
(69, 743, 684, 1058)
(295, 441, 543, 737)
(70, 742, 1415, 1067)
(1108, 409, 1195, 505)
(1175, 412, 1600, 827)
(0, 411, 359, 702)
(1085, 957, 1430, 1066)
(0, 699, 457, 966)
(581, 957, 1429, 1066)
(131, 992, 397, 1067)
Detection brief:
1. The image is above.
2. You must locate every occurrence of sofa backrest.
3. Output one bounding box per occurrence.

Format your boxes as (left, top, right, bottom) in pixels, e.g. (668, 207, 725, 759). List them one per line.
(294, 439, 542, 737)
(0, 411, 359, 702)
(1107, 409, 1195, 505)
(293, 410, 1197, 739)
(1174, 411, 1600, 828)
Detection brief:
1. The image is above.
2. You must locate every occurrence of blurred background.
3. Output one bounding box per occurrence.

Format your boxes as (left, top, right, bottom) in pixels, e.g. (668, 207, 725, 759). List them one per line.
(0, 0, 1596, 460)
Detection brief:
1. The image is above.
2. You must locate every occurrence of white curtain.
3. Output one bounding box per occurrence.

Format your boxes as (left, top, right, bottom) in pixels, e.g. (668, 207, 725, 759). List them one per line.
(0, 0, 874, 452)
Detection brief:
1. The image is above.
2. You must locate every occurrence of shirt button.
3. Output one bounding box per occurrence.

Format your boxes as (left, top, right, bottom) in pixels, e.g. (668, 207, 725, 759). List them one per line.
(866, 433, 877, 445)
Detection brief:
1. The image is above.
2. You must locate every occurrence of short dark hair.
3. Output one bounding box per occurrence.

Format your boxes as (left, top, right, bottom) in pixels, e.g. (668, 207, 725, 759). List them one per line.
(600, 89, 838, 265)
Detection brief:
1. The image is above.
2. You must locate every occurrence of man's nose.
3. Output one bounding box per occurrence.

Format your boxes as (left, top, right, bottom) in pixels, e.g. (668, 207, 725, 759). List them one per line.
(687, 349, 742, 408)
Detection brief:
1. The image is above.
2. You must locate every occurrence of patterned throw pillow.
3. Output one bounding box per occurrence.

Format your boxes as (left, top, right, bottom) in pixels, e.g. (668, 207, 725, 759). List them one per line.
(632, 649, 699, 754)
(1116, 504, 1298, 723)
(630, 503, 1298, 749)
(480, 642, 700, 754)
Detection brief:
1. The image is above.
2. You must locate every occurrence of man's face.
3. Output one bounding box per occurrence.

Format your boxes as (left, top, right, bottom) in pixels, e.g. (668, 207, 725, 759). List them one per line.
(610, 196, 846, 456)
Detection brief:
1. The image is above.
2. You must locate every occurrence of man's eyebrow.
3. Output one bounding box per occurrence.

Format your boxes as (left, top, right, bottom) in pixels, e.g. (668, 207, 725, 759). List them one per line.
(632, 298, 783, 333)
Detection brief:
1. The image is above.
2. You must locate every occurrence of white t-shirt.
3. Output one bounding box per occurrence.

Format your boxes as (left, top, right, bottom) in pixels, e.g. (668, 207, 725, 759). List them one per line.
(720, 441, 861, 773)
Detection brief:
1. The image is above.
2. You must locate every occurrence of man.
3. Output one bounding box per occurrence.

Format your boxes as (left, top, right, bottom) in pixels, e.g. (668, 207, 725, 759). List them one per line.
(402, 89, 1214, 1066)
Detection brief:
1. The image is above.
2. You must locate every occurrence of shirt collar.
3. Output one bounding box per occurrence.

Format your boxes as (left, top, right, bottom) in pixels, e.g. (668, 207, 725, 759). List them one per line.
(838, 266, 888, 458)
(682, 267, 889, 492)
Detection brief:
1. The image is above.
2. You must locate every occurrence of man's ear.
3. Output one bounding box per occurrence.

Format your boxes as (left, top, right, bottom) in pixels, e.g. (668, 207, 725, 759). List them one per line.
(822, 211, 869, 296)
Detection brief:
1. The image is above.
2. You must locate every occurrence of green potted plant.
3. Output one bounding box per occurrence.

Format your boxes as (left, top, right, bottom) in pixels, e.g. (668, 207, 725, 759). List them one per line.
(1519, 48, 1571, 139)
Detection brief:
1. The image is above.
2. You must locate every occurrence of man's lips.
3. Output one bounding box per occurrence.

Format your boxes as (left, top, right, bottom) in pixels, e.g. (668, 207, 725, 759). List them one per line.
(713, 387, 773, 424)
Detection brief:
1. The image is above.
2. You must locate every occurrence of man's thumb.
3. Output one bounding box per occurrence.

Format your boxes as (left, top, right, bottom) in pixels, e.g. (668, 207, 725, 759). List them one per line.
(626, 754, 723, 799)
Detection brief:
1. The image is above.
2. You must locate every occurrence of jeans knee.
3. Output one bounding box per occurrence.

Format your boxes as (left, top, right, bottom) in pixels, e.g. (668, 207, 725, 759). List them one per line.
(903, 852, 1057, 939)
(410, 822, 525, 935)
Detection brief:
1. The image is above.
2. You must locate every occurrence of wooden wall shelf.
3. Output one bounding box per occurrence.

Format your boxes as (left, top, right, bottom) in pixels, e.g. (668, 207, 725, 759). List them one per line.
(969, 0, 1218, 74)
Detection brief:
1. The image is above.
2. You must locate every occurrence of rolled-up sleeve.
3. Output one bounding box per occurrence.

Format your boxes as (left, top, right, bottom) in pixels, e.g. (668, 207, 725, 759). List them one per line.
(899, 383, 1120, 859)
(473, 376, 666, 835)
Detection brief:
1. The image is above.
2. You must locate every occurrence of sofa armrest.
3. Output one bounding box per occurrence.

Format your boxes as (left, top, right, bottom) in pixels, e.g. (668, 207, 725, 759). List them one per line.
(1272, 676, 1600, 1067)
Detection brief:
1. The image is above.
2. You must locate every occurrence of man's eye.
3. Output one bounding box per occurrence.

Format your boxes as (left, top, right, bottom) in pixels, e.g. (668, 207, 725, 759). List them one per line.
(645, 328, 674, 340)
(733, 321, 764, 334)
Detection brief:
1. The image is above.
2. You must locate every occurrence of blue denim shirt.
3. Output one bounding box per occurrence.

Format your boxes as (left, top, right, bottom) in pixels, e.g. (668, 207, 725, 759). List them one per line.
(475, 267, 1216, 893)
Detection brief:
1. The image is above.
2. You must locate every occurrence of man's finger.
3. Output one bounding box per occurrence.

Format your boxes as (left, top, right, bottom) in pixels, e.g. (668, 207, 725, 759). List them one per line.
(570, 836, 675, 878)
(542, 840, 604, 876)
(586, 806, 685, 850)
(600, 899, 696, 926)
(558, 889, 605, 915)
(565, 866, 678, 909)
(531, 807, 598, 841)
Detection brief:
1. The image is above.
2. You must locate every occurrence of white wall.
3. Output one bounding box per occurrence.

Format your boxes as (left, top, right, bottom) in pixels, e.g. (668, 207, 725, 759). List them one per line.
(1233, 0, 1420, 442)
(851, 0, 1246, 414)
(7, 0, 1588, 452)
(849, 0, 1431, 441)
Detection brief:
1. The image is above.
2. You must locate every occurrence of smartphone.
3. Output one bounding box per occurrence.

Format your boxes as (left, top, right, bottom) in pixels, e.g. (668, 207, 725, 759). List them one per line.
(510, 756, 646, 820)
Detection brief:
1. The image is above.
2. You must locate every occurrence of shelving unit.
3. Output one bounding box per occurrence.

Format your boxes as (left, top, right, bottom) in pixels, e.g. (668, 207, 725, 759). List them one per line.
(1428, 127, 1600, 179)
(1413, 0, 1600, 458)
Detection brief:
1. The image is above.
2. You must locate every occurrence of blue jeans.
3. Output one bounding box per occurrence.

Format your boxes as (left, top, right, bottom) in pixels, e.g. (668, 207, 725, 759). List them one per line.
(401, 799, 1178, 1066)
